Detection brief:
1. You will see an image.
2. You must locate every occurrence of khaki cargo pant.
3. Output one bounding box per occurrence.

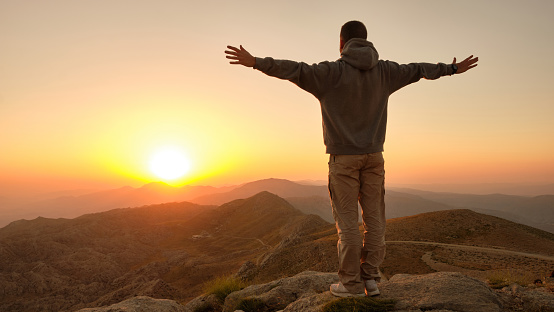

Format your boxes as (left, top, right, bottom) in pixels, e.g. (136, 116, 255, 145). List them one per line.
(328, 152, 386, 294)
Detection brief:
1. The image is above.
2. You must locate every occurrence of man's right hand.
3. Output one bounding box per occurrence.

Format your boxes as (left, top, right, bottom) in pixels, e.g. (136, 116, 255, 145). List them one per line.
(453, 55, 479, 74)
(225, 45, 256, 67)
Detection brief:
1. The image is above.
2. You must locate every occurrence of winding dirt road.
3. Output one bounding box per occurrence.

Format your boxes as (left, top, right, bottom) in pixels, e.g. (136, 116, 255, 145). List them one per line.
(386, 240, 554, 261)
(226, 235, 272, 249)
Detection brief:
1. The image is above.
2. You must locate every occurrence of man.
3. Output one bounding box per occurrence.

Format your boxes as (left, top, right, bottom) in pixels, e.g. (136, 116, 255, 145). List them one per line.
(225, 20, 478, 297)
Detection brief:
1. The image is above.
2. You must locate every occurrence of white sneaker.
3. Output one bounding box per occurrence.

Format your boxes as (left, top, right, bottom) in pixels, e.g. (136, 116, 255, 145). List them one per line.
(364, 279, 380, 296)
(330, 282, 366, 298)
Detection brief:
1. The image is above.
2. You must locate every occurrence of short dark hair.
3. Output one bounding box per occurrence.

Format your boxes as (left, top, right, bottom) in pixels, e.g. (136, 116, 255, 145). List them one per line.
(340, 20, 367, 43)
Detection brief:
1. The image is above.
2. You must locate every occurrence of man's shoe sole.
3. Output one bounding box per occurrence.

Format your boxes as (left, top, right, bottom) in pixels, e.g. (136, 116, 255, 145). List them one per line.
(365, 289, 380, 296)
(330, 289, 366, 298)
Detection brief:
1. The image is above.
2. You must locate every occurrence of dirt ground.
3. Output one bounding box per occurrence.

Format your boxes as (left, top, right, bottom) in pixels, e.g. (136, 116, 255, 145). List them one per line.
(382, 241, 554, 283)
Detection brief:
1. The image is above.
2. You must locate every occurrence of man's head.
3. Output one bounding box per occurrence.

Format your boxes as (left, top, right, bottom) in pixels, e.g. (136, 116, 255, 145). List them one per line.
(340, 20, 367, 53)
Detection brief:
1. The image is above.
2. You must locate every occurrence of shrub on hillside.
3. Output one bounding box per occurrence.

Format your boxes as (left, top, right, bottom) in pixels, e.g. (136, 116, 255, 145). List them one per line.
(203, 275, 246, 304)
(487, 269, 536, 289)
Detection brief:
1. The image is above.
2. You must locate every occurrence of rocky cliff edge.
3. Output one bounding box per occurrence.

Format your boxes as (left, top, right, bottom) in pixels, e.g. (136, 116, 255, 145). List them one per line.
(78, 271, 554, 312)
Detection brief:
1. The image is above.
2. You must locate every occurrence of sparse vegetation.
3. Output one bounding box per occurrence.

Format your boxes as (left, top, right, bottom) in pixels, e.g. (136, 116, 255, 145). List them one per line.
(486, 269, 536, 289)
(322, 296, 396, 312)
(234, 297, 266, 312)
(202, 275, 246, 303)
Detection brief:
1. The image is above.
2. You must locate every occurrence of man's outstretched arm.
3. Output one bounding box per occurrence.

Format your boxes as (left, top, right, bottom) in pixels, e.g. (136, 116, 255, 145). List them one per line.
(225, 45, 256, 67)
(453, 55, 478, 74)
(387, 54, 479, 93)
(224, 44, 334, 98)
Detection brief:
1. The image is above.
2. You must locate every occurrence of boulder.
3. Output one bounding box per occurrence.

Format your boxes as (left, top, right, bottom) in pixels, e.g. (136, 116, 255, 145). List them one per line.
(520, 288, 554, 311)
(235, 260, 257, 281)
(380, 272, 503, 312)
(223, 271, 338, 312)
(183, 293, 222, 312)
(282, 292, 336, 312)
(76, 296, 186, 312)
(497, 283, 554, 312)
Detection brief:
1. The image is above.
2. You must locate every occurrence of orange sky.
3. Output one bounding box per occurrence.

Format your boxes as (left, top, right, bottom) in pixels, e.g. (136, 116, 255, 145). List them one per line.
(1, 0, 553, 197)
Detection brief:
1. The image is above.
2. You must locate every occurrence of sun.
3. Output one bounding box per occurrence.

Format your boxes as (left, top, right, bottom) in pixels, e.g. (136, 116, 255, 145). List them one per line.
(149, 147, 191, 181)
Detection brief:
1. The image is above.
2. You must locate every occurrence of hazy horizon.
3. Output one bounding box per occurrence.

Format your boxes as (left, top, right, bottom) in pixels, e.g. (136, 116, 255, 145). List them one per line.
(2, 1, 553, 199)
(1, 176, 553, 235)
(2, 177, 554, 199)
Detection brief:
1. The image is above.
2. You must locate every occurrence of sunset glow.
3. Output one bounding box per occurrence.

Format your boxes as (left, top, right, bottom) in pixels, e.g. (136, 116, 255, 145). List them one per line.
(1, 1, 553, 196)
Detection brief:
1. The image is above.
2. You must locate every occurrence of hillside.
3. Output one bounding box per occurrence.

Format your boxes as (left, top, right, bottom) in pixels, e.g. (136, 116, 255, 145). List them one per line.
(0, 192, 328, 312)
(382, 209, 554, 279)
(0, 201, 215, 311)
(2, 191, 554, 311)
(387, 209, 554, 255)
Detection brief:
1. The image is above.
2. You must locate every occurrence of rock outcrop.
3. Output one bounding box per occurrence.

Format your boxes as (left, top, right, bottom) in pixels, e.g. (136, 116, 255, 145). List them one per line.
(380, 272, 503, 312)
(182, 271, 554, 312)
(224, 271, 337, 312)
(77, 296, 186, 312)
(496, 283, 554, 311)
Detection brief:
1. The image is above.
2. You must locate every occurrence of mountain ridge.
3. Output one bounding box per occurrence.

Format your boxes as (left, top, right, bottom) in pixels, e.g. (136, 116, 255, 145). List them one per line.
(2, 178, 553, 234)
(189, 178, 329, 205)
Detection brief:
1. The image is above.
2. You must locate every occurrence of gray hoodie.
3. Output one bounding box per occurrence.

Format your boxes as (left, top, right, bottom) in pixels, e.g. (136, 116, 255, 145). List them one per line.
(253, 38, 454, 155)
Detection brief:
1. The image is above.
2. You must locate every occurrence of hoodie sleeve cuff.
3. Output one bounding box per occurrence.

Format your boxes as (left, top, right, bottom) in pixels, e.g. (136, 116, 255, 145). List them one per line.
(253, 57, 265, 70)
(441, 63, 455, 76)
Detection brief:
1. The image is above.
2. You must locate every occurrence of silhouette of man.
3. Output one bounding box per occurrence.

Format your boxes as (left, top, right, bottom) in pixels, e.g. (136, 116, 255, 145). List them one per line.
(225, 20, 478, 297)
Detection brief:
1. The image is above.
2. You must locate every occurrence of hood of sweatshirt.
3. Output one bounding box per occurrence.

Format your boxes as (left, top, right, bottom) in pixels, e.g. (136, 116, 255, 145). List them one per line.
(340, 38, 379, 71)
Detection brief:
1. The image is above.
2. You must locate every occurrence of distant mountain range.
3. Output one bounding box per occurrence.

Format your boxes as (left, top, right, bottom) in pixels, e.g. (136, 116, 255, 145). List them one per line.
(388, 187, 554, 234)
(2, 190, 554, 311)
(1, 178, 553, 233)
(388, 182, 554, 196)
(0, 182, 235, 227)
